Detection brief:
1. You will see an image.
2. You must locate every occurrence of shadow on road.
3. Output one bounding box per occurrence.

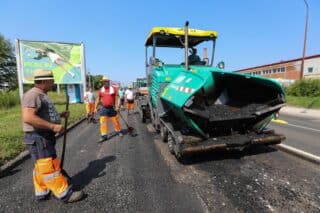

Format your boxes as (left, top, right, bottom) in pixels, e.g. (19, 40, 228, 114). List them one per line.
(71, 155, 116, 190)
(0, 169, 21, 179)
(179, 145, 278, 165)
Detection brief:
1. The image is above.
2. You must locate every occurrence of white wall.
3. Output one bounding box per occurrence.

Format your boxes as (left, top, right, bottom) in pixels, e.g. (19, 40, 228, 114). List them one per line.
(304, 57, 320, 77)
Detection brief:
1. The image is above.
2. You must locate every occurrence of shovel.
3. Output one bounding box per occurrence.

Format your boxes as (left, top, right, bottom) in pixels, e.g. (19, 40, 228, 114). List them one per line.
(60, 95, 72, 182)
(118, 111, 137, 137)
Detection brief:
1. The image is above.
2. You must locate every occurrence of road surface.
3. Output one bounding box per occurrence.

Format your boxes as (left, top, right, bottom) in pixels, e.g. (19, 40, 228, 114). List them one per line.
(0, 112, 319, 212)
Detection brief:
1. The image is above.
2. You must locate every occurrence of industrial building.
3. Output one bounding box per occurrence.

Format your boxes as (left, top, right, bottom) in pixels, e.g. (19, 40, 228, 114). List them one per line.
(236, 54, 320, 81)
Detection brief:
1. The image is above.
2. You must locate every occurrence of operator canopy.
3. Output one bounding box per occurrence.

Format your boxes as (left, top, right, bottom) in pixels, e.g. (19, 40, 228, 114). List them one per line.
(145, 27, 218, 48)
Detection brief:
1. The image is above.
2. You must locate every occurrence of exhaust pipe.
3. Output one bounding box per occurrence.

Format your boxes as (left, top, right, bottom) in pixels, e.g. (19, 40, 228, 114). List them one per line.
(184, 21, 189, 70)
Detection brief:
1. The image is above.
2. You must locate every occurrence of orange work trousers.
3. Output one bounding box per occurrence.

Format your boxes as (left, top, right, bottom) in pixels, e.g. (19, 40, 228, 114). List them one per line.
(86, 103, 95, 115)
(126, 102, 134, 110)
(100, 115, 121, 136)
(33, 157, 72, 201)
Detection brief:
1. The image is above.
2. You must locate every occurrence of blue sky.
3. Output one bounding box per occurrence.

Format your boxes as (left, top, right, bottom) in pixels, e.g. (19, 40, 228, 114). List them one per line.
(1, 0, 320, 84)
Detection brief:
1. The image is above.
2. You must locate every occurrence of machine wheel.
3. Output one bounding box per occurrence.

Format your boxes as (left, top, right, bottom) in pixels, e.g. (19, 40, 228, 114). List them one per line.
(175, 152, 186, 163)
(167, 135, 175, 154)
(150, 108, 160, 132)
(141, 109, 146, 123)
(160, 125, 168, 142)
(151, 111, 156, 127)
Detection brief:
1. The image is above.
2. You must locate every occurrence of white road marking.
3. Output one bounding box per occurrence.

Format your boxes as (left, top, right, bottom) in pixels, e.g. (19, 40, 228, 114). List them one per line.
(286, 123, 320, 133)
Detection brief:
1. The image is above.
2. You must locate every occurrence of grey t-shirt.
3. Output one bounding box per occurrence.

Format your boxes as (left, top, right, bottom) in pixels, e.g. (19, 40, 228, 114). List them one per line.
(22, 87, 61, 132)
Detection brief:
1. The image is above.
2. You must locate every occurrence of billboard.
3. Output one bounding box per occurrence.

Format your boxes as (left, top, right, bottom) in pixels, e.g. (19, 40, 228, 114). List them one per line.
(17, 40, 85, 84)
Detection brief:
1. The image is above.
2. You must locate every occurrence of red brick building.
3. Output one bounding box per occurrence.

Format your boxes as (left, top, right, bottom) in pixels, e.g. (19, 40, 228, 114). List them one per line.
(236, 54, 320, 80)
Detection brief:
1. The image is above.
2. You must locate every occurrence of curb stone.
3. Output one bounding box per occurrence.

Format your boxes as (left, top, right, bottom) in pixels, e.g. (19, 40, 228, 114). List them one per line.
(275, 144, 320, 165)
(280, 105, 320, 119)
(0, 117, 86, 176)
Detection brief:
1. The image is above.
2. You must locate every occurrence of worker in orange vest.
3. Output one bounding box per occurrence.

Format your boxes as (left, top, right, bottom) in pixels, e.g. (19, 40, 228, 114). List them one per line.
(95, 76, 122, 141)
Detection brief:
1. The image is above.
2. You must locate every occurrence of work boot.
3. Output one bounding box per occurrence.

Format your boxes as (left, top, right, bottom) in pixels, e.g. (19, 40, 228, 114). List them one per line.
(35, 192, 51, 203)
(91, 117, 97, 123)
(66, 190, 84, 203)
(99, 135, 108, 143)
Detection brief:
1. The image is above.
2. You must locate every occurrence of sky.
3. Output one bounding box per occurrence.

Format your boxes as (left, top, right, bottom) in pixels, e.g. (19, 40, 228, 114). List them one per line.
(1, 0, 320, 85)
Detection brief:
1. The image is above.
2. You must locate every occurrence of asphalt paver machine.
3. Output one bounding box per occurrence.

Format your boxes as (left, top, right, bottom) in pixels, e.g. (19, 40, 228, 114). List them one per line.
(141, 22, 286, 159)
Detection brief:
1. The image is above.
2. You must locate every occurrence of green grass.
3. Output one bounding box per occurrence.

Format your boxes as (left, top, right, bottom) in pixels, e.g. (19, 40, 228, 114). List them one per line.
(0, 90, 20, 109)
(0, 92, 86, 166)
(286, 95, 320, 109)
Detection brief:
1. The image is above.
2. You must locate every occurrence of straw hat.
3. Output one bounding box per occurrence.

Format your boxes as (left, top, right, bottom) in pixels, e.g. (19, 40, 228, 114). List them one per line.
(100, 76, 110, 82)
(33, 69, 54, 81)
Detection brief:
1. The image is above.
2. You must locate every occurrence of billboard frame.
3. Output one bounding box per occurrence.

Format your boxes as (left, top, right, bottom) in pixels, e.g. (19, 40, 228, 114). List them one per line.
(15, 39, 87, 100)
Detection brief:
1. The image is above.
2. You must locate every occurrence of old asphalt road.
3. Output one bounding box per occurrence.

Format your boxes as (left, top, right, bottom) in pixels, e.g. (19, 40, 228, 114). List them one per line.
(0, 112, 204, 213)
(1, 112, 320, 212)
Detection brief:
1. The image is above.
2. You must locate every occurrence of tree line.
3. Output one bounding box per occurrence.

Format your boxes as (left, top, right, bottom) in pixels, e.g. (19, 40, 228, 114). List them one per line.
(0, 34, 17, 90)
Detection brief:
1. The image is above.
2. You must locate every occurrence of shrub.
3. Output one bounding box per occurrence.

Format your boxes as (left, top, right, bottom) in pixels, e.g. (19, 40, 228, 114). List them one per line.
(0, 90, 20, 109)
(0, 89, 68, 109)
(285, 79, 320, 97)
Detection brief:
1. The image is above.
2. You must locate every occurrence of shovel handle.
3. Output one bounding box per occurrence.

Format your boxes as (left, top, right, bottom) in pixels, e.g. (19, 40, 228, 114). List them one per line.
(118, 111, 130, 128)
(60, 95, 69, 168)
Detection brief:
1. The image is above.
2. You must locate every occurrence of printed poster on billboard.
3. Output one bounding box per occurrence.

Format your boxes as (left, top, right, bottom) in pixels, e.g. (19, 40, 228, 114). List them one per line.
(18, 40, 84, 84)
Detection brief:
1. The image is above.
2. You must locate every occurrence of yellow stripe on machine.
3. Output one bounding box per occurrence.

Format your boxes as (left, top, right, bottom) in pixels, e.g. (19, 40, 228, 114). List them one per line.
(272, 119, 288, 124)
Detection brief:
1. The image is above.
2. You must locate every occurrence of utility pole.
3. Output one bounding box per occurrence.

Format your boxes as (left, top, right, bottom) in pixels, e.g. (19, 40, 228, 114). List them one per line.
(92, 75, 94, 90)
(300, 0, 309, 80)
(88, 71, 91, 88)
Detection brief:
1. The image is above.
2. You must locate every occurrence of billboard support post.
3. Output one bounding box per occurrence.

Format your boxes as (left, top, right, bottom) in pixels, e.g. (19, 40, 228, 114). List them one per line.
(15, 39, 24, 101)
(57, 84, 60, 94)
(81, 43, 86, 100)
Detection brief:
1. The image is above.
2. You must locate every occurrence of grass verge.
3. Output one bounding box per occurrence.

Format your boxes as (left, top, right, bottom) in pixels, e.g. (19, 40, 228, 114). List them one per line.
(286, 95, 320, 109)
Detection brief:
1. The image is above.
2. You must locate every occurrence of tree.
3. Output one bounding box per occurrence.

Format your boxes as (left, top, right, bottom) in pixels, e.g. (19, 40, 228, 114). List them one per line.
(92, 75, 103, 90)
(0, 35, 12, 62)
(0, 34, 17, 90)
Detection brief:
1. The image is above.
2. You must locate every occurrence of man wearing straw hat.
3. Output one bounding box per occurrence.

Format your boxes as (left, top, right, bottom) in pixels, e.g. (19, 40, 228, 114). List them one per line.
(21, 69, 84, 203)
(95, 76, 122, 142)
